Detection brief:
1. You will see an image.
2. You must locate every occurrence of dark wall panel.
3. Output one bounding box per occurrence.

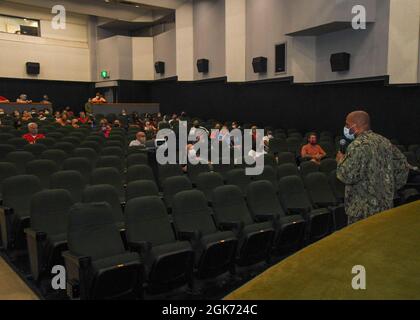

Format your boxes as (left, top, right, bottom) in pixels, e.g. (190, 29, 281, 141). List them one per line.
(0, 77, 94, 113)
(118, 79, 420, 145)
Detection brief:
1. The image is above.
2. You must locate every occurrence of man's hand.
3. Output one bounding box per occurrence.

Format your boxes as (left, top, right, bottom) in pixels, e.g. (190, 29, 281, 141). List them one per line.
(336, 151, 345, 164)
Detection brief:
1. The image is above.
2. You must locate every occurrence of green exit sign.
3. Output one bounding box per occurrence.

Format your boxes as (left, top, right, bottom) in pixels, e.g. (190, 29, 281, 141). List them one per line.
(101, 70, 109, 79)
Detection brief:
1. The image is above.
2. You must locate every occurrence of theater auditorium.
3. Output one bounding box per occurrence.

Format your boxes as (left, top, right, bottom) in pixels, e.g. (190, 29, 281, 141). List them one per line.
(0, 0, 419, 302)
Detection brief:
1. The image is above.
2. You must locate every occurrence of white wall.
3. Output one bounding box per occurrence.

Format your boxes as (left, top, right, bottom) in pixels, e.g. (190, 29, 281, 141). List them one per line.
(193, 0, 226, 80)
(176, 0, 194, 81)
(154, 29, 177, 80)
(132, 37, 154, 80)
(0, 1, 90, 81)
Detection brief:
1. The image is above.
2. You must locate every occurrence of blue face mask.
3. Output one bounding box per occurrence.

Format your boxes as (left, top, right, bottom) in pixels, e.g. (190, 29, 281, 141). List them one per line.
(344, 126, 356, 140)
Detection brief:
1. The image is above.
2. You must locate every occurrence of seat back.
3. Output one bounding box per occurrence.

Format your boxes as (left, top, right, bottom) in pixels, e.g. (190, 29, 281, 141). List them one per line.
(127, 153, 148, 167)
(300, 161, 320, 177)
(278, 176, 312, 211)
(73, 148, 98, 164)
(5, 151, 36, 174)
(225, 168, 252, 195)
(212, 185, 254, 226)
(40, 149, 67, 167)
(172, 190, 217, 236)
(67, 202, 125, 261)
(277, 152, 295, 165)
(195, 172, 224, 201)
(127, 165, 155, 183)
(163, 176, 193, 208)
(63, 157, 93, 181)
(25, 159, 59, 188)
(82, 184, 124, 225)
(30, 189, 74, 236)
(319, 158, 337, 174)
(304, 172, 337, 206)
(126, 180, 159, 201)
(125, 196, 176, 246)
(23, 143, 48, 157)
(247, 180, 285, 218)
(50, 170, 86, 202)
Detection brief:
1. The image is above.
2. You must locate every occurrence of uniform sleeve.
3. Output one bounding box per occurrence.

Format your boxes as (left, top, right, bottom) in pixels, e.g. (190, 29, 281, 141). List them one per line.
(337, 142, 368, 185)
(391, 144, 410, 190)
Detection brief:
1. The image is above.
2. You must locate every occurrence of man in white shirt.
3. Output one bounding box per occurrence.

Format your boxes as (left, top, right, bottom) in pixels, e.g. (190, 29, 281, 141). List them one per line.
(129, 131, 147, 147)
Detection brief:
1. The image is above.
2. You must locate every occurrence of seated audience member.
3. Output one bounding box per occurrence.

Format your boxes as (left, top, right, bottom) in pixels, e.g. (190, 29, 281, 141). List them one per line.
(113, 119, 122, 128)
(0, 108, 5, 116)
(129, 131, 147, 147)
(21, 110, 33, 122)
(231, 121, 241, 130)
(78, 111, 91, 124)
(17, 94, 32, 103)
(22, 122, 45, 144)
(263, 129, 274, 152)
(41, 94, 51, 104)
(144, 121, 157, 138)
(64, 106, 74, 118)
(210, 123, 222, 140)
(0, 96, 10, 103)
(56, 113, 71, 126)
(301, 133, 326, 164)
(85, 98, 93, 114)
(71, 119, 80, 128)
(189, 120, 209, 143)
(99, 119, 112, 138)
(12, 110, 22, 129)
(91, 92, 107, 103)
(38, 111, 47, 121)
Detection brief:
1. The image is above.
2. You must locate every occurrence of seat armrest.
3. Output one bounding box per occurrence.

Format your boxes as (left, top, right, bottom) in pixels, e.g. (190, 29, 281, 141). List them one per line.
(24, 228, 47, 241)
(219, 221, 244, 232)
(178, 230, 202, 241)
(62, 251, 92, 269)
(128, 241, 152, 255)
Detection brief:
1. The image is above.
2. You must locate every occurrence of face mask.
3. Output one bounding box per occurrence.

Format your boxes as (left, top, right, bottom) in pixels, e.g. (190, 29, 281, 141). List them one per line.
(344, 126, 356, 140)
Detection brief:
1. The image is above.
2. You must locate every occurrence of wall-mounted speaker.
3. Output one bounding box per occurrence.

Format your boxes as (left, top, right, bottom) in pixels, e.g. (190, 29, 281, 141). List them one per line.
(252, 57, 267, 73)
(155, 61, 165, 74)
(26, 62, 40, 75)
(275, 43, 286, 73)
(330, 52, 350, 72)
(197, 59, 209, 73)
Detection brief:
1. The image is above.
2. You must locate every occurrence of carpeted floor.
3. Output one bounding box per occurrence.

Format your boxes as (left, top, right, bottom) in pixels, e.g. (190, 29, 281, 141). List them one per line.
(225, 201, 420, 300)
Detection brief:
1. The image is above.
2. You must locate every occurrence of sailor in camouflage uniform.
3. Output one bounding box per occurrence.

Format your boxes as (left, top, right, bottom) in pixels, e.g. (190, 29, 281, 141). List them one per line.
(336, 111, 410, 224)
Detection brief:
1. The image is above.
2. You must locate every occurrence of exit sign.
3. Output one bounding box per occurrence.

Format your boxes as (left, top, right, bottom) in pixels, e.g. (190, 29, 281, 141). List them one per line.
(101, 70, 110, 79)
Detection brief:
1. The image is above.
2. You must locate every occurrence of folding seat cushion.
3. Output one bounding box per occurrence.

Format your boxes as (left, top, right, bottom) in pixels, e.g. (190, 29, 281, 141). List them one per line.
(277, 152, 296, 165)
(162, 176, 193, 209)
(305, 172, 346, 230)
(50, 170, 87, 202)
(36, 137, 56, 148)
(96, 156, 124, 174)
(278, 176, 331, 242)
(225, 168, 252, 196)
(23, 143, 48, 157)
(5, 151, 36, 174)
(300, 161, 320, 177)
(25, 159, 59, 189)
(53, 142, 75, 155)
(39, 149, 67, 168)
(246, 181, 305, 253)
(127, 153, 148, 168)
(82, 185, 125, 230)
(126, 180, 159, 201)
(63, 202, 142, 300)
(101, 146, 124, 159)
(253, 165, 278, 190)
(73, 148, 98, 164)
(26, 189, 74, 281)
(63, 157, 93, 183)
(125, 196, 193, 293)
(172, 190, 237, 279)
(320, 158, 337, 174)
(212, 185, 275, 266)
(7, 137, 28, 150)
(126, 165, 155, 183)
(0, 144, 16, 161)
(195, 172, 224, 203)
(0, 162, 17, 202)
(0, 175, 42, 249)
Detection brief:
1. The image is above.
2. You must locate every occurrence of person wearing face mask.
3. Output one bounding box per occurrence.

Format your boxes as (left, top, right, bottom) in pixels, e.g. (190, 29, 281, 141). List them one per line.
(336, 111, 410, 225)
(22, 122, 45, 144)
(129, 131, 147, 147)
(16, 94, 32, 103)
(91, 92, 107, 104)
(263, 129, 275, 153)
(301, 133, 326, 164)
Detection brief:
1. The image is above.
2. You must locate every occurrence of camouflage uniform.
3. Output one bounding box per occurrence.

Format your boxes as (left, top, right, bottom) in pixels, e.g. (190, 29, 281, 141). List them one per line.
(337, 130, 409, 224)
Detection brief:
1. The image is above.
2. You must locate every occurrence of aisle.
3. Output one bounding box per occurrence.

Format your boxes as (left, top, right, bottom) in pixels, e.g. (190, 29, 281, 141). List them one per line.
(0, 257, 38, 300)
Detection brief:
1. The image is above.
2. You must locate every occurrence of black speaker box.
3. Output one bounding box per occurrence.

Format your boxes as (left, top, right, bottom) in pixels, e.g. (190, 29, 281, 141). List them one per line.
(155, 61, 165, 74)
(252, 57, 267, 73)
(26, 62, 40, 75)
(197, 59, 209, 73)
(330, 52, 350, 72)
